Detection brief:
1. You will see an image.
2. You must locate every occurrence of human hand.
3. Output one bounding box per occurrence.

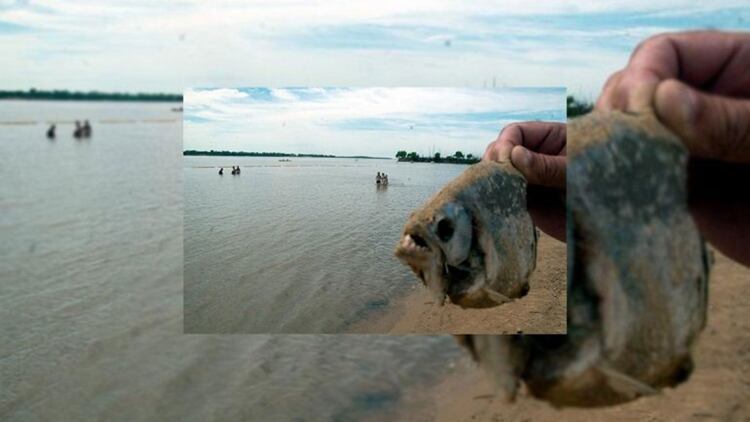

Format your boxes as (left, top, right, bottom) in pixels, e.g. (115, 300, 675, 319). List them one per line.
(596, 30, 750, 162)
(483, 121, 566, 188)
(597, 30, 750, 266)
(483, 121, 567, 242)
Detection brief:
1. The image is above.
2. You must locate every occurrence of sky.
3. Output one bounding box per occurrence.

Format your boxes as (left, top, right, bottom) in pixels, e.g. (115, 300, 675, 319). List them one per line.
(184, 87, 565, 157)
(1, 1, 749, 98)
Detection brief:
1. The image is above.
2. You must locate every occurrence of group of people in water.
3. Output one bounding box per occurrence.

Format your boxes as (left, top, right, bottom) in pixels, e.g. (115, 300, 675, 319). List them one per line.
(219, 166, 241, 175)
(45, 120, 92, 139)
(376, 172, 389, 186)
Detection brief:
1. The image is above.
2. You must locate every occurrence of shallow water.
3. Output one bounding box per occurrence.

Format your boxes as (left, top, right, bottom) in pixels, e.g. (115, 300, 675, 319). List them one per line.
(184, 156, 468, 333)
(0, 101, 463, 421)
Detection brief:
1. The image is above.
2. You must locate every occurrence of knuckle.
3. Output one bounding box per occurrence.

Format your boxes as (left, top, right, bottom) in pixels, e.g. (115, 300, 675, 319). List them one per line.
(500, 123, 523, 144)
(634, 33, 669, 57)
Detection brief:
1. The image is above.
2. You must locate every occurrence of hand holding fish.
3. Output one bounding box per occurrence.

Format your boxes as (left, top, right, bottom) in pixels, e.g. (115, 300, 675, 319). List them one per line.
(596, 30, 750, 163)
(483, 121, 566, 242)
(483, 121, 566, 188)
(597, 30, 750, 266)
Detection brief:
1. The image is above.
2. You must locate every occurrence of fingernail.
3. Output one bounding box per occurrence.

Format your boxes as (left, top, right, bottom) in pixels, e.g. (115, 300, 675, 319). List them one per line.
(656, 80, 697, 131)
(511, 146, 531, 168)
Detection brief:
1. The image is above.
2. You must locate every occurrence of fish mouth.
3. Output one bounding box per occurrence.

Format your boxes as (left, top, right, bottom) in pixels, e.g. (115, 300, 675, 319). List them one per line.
(396, 232, 480, 305)
(398, 233, 431, 253)
(396, 221, 517, 308)
(395, 233, 434, 284)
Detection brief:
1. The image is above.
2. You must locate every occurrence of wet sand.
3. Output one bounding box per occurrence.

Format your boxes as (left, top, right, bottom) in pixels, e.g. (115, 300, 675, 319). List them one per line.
(350, 233, 567, 334)
(413, 249, 750, 420)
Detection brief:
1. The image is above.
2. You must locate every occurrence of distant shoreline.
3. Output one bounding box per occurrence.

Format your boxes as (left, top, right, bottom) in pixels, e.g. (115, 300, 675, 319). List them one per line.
(183, 150, 392, 160)
(0, 89, 182, 103)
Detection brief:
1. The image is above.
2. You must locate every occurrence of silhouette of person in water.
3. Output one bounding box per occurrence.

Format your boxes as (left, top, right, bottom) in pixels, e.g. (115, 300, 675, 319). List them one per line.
(219, 167, 224, 175)
(46, 124, 55, 139)
(73, 121, 83, 138)
(82, 120, 92, 137)
(376, 172, 382, 185)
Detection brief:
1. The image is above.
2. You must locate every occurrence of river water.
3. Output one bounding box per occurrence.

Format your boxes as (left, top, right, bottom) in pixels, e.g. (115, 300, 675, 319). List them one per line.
(184, 156, 469, 332)
(0, 100, 463, 421)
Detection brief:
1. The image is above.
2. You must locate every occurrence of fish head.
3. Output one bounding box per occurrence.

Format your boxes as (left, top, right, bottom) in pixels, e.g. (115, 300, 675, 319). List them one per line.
(395, 201, 512, 308)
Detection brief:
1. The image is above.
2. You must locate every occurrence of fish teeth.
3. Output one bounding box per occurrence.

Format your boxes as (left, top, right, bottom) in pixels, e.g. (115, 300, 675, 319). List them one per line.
(402, 234, 428, 252)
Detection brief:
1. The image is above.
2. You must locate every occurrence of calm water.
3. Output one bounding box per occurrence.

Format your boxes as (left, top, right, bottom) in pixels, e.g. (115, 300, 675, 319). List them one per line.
(0, 101, 463, 421)
(185, 156, 468, 333)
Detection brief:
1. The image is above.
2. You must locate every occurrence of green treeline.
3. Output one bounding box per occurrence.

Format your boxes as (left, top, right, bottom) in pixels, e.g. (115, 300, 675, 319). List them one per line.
(567, 95, 593, 117)
(0, 89, 182, 102)
(395, 150, 480, 164)
(184, 150, 336, 158)
(184, 150, 392, 159)
(395, 96, 593, 164)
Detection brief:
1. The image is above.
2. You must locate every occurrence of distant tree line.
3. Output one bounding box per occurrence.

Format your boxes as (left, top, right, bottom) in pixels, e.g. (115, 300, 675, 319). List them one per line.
(0, 89, 182, 102)
(184, 150, 336, 158)
(395, 150, 480, 164)
(394, 96, 592, 165)
(567, 95, 593, 117)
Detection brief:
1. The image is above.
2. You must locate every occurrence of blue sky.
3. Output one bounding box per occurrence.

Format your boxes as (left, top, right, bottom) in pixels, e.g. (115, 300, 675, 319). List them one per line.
(1, 1, 749, 98)
(184, 87, 565, 156)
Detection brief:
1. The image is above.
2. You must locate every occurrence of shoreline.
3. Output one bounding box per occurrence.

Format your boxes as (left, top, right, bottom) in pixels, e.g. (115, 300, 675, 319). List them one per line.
(349, 232, 567, 334)
(396, 248, 750, 420)
(183, 151, 392, 160)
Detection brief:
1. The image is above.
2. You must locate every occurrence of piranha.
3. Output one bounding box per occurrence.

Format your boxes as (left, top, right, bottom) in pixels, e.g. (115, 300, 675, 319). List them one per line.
(458, 111, 711, 407)
(394, 160, 538, 308)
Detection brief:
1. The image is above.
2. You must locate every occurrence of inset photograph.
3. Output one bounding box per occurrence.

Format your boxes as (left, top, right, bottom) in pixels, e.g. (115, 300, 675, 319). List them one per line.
(183, 87, 566, 333)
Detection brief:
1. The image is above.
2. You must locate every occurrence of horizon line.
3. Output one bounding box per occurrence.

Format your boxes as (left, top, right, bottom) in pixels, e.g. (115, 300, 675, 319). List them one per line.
(183, 150, 394, 160)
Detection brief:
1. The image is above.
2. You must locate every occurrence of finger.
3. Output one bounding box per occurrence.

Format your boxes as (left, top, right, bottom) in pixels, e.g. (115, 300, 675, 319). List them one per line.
(637, 31, 750, 95)
(600, 65, 660, 112)
(483, 132, 516, 162)
(655, 79, 750, 163)
(510, 146, 566, 188)
(499, 122, 566, 153)
(533, 123, 567, 156)
(596, 69, 624, 111)
(600, 32, 750, 113)
(483, 122, 565, 162)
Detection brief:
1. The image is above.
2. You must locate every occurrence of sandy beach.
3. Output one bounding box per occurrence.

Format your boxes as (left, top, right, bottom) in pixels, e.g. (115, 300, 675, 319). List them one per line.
(350, 232, 567, 334)
(408, 248, 749, 421)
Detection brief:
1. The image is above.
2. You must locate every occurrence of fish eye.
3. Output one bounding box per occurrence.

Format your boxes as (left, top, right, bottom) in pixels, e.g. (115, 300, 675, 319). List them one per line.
(436, 218, 454, 242)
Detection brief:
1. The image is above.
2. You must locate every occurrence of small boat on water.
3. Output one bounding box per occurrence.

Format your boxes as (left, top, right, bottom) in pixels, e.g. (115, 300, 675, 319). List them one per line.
(279, 159, 292, 162)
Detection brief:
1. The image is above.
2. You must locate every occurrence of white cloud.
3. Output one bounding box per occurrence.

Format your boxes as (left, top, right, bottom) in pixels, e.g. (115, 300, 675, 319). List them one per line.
(1, 1, 748, 95)
(183, 87, 564, 157)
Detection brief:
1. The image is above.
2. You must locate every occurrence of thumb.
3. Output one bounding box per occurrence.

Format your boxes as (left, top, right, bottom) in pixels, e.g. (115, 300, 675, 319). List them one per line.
(655, 79, 750, 163)
(510, 146, 566, 188)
